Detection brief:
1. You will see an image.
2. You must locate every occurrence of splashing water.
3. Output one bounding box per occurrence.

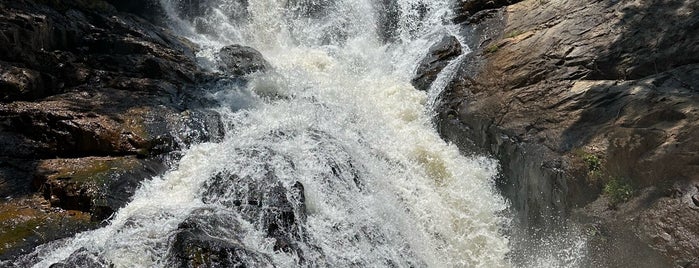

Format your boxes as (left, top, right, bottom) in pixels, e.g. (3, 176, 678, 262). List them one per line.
(15, 0, 516, 267)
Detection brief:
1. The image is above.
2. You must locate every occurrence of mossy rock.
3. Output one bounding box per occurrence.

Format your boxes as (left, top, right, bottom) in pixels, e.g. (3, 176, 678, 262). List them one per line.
(33, 156, 166, 220)
(0, 196, 97, 258)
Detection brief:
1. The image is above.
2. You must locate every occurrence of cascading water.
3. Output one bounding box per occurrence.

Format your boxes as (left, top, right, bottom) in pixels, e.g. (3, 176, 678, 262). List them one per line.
(12, 0, 517, 267)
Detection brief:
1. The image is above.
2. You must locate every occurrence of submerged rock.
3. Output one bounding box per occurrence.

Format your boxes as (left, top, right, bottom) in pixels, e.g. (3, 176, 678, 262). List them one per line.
(218, 45, 271, 76)
(411, 35, 462, 91)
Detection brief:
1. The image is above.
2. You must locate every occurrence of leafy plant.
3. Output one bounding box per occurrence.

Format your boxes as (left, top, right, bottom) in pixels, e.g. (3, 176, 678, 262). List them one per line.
(604, 177, 633, 206)
(582, 153, 602, 173)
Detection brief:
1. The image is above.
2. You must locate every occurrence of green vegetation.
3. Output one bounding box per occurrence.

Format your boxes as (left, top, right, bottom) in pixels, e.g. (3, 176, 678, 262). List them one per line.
(573, 149, 603, 178)
(604, 177, 634, 206)
(582, 153, 602, 175)
(484, 44, 499, 54)
(506, 30, 525, 38)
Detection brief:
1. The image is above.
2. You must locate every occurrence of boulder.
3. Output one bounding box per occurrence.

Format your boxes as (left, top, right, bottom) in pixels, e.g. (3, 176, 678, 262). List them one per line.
(411, 35, 462, 91)
(218, 45, 271, 76)
(167, 209, 275, 268)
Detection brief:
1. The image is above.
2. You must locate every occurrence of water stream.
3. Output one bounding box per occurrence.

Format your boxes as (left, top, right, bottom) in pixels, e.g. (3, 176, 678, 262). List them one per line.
(14, 0, 519, 266)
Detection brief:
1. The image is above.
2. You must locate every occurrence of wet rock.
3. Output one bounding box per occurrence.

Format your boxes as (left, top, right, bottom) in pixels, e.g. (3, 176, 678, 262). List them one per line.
(203, 170, 306, 255)
(411, 35, 462, 91)
(0, 0, 227, 259)
(0, 196, 97, 260)
(168, 209, 275, 268)
(218, 45, 271, 76)
(436, 0, 699, 264)
(47, 248, 107, 268)
(32, 157, 167, 221)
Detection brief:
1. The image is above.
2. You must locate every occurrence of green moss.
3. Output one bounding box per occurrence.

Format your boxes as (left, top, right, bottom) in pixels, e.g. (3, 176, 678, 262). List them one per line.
(484, 44, 499, 54)
(505, 30, 525, 38)
(0, 204, 95, 255)
(50, 157, 139, 185)
(604, 177, 634, 206)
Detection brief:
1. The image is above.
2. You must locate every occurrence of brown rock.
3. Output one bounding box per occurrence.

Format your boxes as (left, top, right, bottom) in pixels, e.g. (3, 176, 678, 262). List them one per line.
(437, 0, 699, 264)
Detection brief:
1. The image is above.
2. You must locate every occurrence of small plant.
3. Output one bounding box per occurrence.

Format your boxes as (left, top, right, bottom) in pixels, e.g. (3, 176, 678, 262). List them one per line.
(573, 149, 603, 178)
(582, 153, 601, 173)
(505, 30, 524, 38)
(604, 177, 633, 206)
(484, 44, 499, 54)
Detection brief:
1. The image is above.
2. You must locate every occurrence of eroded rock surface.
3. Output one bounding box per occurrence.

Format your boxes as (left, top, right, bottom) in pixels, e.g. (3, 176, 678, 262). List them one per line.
(437, 0, 699, 265)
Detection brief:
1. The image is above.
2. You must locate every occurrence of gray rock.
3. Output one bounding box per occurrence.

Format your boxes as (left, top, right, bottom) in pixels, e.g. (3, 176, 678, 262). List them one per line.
(411, 35, 462, 91)
(218, 45, 271, 76)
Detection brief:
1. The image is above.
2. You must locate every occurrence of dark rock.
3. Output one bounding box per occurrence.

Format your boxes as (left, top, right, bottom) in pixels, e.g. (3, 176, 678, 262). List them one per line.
(105, 0, 164, 24)
(452, 0, 522, 24)
(411, 35, 462, 91)
(0, 0, 227, 259)
(0, 65, 48, 102)
(167, 209, 275, 268)
(218, 45, 271, 76)
(203, 169, 306, 255)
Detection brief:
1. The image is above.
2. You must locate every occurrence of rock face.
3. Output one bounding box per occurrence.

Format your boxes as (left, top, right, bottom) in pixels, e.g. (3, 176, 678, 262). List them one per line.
(0, 0, 226, 258)
(436, 0, 699, 266)
(411, 35, 462, 91)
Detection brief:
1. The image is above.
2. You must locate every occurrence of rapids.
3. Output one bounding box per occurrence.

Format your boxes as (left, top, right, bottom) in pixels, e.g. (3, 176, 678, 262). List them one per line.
(12, 0, 525, 266)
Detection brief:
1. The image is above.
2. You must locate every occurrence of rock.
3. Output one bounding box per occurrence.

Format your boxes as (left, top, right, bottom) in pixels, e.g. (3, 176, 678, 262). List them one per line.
(104, 0, 164, 23)
(411, 35, 462, 91)
(167, 209, 275, 268)
(436, 0, 699, 264)
(0, 196, 97, 260)
(452, 0, 522, 24)
(0, 0, 227, 259)
(32, 157, 167, 221)
(203, 170, 306, 254)
(0, 65, 48, 102)
(218, 45, 271, 76)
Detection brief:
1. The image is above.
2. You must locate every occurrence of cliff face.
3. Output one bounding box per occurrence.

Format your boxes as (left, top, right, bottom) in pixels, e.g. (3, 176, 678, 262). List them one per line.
(437, 0, 699, 266)
(0, 0, 224, 258)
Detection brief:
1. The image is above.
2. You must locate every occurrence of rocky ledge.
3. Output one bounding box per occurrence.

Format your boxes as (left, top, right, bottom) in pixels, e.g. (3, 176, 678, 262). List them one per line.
(432, 0, 698, 266)
(0, 0, 232, 258)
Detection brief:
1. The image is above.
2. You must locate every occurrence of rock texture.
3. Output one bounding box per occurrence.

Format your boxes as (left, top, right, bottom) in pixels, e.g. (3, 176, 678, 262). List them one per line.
(412, 35, 463, 91)
(0, 0, 226, 258)
(436, 0, 699, 266)
(218, 44, 271, 76)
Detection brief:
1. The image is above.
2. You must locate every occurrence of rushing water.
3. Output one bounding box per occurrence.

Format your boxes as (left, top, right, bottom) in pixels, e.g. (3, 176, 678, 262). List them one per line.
(14, 0, 519, 267)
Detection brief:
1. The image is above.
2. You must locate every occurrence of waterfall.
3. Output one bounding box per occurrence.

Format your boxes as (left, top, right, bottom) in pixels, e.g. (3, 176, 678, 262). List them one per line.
(13, 0, 514, 267)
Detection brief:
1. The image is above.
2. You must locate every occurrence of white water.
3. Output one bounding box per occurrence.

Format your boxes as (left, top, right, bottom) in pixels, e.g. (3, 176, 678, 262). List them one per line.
(21, 0, 516, 267)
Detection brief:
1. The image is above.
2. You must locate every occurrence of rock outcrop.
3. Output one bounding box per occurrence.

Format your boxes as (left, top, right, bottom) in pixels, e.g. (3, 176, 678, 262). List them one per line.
(436, 0, 699, 266)
(412, 35, 463, 91)
(0, 0, 226, 258)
